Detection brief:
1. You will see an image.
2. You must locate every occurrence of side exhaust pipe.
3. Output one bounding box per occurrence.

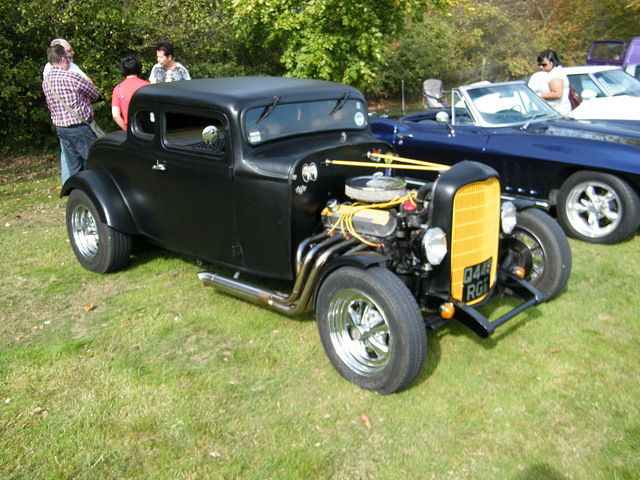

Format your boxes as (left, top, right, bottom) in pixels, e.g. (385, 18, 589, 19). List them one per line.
(197, 234, 360, 316)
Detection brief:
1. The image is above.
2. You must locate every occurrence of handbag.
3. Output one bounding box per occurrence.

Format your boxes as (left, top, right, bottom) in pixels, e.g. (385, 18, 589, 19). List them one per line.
(44, 74, 106, 138)
(569, 88, 583, 110)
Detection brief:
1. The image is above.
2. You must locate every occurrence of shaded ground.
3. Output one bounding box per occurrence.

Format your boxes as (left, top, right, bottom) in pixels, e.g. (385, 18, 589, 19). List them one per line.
(0, 154, 59, 182)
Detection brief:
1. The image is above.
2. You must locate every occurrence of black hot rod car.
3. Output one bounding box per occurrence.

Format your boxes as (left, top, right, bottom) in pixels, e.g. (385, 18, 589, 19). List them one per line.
(62, 77, 571, 394)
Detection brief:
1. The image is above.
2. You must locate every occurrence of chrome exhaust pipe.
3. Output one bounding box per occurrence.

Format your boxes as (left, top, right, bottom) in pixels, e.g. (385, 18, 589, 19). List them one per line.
(197, 235, 361, 316)
(198, 271, 288, 306)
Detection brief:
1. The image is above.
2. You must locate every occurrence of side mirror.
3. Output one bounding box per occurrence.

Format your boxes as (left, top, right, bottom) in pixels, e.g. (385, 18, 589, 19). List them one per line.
(581, 89, 597, 100)
(202, 125, 220, 145)
(436, 111, 455, 136)
(435, 111, 450, 125)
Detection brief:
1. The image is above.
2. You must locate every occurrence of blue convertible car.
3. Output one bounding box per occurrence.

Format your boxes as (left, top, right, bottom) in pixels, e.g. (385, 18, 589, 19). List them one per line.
(371, 81, 640, 244)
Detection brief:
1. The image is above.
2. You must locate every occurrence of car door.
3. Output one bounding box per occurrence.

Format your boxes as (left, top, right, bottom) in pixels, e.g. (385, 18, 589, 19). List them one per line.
(151, 106, 240, 267)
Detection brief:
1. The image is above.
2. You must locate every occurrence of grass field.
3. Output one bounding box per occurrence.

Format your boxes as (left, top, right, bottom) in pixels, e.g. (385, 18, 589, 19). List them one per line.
(1, 155, 639, 479)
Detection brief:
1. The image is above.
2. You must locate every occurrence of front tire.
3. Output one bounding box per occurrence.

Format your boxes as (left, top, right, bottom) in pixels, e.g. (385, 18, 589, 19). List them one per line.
(316, 266, 427, 395)
(508, 208, 572, 301)
(557, 171, 640, 244)
(66, 190, 132, 273)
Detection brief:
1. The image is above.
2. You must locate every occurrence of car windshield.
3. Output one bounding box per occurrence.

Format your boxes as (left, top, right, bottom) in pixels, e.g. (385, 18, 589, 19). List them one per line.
(464, 83, 559, 126)
(244, 98, 368, 145)
(592, 69, 640, 97)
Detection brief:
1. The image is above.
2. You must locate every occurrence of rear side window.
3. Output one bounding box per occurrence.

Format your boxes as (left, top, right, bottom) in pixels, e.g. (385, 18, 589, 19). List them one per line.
(131, 109, 155, 138)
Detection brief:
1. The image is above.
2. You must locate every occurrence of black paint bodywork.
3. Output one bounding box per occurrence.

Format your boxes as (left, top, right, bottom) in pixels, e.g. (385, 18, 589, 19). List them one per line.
(62, 77, 390, 280)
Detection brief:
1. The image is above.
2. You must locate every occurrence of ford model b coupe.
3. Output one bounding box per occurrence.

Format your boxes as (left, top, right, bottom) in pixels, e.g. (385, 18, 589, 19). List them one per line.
(62, 77, 571, 394)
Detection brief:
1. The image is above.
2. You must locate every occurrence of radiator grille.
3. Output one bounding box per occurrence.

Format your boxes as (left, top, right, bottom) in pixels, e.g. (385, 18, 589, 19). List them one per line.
(450, 178, 501, 305)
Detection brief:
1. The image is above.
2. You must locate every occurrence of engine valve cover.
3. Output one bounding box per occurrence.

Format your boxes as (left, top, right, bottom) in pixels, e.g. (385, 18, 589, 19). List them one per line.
(322, 204, 397, 238)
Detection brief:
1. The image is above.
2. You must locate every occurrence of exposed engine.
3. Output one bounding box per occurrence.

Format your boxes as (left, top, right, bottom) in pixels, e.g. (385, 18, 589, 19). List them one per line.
(321, 173, 436, 288)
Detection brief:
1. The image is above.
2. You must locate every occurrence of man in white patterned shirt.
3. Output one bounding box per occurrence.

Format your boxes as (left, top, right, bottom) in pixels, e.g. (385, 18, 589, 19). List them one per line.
(42, 44, 100, 183)
(149, 42, 191, 83)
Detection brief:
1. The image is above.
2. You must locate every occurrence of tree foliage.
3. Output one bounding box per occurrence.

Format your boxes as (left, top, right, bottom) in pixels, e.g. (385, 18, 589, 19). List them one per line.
(226, 0, 452, 92)
(2, 0, 640, 156)
(381, 0, 640, 100)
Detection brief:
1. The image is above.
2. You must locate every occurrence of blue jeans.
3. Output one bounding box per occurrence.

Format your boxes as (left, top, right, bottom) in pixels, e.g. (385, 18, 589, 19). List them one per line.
(59, 138, 70, 184)
(56, 124, 97, 184)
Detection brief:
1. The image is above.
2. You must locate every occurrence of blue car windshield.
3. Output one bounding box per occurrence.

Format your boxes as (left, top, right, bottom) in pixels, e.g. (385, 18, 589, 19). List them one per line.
(465, 84, 558, 125)
(244, 98, 368, 145)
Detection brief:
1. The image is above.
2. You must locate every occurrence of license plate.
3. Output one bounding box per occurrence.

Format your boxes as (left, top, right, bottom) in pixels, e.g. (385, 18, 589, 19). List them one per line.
(463, 258, 492, 302)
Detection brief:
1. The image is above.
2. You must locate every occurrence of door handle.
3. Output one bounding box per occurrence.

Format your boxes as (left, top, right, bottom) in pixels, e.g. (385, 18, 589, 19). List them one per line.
(152, 161, 166, 171)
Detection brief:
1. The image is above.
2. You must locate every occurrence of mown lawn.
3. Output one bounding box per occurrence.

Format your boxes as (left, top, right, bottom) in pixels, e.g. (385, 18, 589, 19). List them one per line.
(1, 155, 639, 479)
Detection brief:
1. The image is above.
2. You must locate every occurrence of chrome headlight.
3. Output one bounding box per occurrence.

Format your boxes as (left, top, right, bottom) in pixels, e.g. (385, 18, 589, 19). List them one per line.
(501, 201, 517, 234)
(422, 227, 447, 265)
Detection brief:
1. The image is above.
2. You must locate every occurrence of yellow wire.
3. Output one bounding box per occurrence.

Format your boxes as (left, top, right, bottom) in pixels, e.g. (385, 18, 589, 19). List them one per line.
(327, 191, 418, 247)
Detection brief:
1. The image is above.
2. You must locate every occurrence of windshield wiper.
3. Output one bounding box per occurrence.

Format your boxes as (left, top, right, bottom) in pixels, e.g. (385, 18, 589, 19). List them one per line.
(521, 112, 565, 130)
(521, 113, 555, 130)
(257, 96, 280, 124)
(330, 91, 350, 116)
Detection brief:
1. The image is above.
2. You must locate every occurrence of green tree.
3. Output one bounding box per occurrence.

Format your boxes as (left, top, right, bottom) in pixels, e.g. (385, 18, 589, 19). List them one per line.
(380, 1, 546, 100)
(0, 0, 246, 157)
(226, 0, 452, 93)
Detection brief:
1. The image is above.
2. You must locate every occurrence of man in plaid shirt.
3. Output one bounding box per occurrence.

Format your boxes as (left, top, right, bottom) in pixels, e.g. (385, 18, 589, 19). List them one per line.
(42, 44, 100, 183)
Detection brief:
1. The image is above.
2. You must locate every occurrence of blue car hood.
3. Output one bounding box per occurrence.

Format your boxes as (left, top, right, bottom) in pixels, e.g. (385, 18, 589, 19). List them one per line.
(524, 118, 640, 148)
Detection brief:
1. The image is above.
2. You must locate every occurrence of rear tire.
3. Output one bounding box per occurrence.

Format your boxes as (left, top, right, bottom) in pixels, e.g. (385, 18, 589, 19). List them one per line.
(66, 190, 132, 273)
(316, 266, 427, 394)
(557, 171, 640, 244)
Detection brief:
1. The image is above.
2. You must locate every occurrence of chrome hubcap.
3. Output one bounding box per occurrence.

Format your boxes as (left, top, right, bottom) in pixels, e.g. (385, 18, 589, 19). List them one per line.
(513, 229, 545, 284)
(566, 181, 621, 238)
(327, 291, 391, 377)
(71, 205, 99, 259)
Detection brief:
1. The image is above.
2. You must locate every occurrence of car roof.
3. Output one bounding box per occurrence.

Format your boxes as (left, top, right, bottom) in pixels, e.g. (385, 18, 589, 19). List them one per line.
(131, 76, 365, 113)
(562, 65, 623, 74)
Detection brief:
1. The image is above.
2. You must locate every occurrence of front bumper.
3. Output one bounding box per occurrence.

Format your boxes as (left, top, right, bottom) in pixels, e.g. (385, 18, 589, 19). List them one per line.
(428, 268, 544, 338)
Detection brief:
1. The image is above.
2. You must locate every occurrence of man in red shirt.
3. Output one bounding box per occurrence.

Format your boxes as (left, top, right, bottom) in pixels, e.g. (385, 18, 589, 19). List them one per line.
(112, 55, 150, 130)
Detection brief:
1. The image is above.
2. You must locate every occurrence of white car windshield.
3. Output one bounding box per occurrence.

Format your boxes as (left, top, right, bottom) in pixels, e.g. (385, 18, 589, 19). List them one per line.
(592, 69, 640, 97)
(463, 83, 559, 126)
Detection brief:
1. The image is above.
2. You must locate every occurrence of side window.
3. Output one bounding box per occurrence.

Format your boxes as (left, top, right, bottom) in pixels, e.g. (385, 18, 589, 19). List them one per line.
(575, 74, 604, 97)
(452, 91, 474, 125)
(164, 112, 227, 156)
(131, 109, 155, 138)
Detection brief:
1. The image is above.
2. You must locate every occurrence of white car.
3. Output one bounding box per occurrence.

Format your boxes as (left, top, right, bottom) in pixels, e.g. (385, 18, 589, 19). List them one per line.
(564, 65, 640, 121)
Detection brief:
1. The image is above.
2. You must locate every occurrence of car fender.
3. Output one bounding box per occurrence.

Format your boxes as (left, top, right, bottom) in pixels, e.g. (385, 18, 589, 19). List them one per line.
(503, 198, 538, 211)
(61, 169, 138, 235)
(311, 250, 389, 310)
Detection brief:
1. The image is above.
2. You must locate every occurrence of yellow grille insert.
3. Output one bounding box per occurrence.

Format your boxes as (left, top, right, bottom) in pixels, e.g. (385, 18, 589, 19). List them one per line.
(450, 178, 501, 305)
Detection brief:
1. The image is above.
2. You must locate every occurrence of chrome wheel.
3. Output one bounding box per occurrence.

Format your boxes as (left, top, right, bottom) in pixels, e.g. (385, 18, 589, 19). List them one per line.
(508, 208, 571, 301)
(512, 228, 545, 285)
(65, 190, 132, 273)
(70, 204, 99, 259)
(316, 266, 426, 394)
(565, 180, 621, 239)
(327, 290, 391, 377)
